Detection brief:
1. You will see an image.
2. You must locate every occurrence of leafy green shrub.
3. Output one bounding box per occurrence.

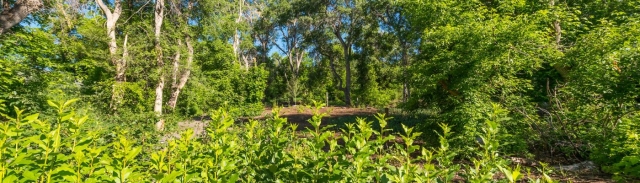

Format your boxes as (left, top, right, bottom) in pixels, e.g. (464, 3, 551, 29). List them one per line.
(178, 40, 268, 117)
(591, 113, 640, 181)
(0, 100, 553, 182)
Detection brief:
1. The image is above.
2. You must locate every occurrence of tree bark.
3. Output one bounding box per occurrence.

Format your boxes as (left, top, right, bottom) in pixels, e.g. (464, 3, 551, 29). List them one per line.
(153, 0, 165, 114)
(2, 1, 9, 11)
(549, 0, 569, 80)
(96, 0, 122, 66)
(328, 56, 344, 91)
(153, 0, 165, 131)
(401, 42, 410, 103)
(233, 0, 248, 70)
(0, 0, 43, 35)
(167, 36, 193, 109)
(96, 0, 124, 112)
(344, 54, 352, 106)
(332, 29, 352, 106)
(110, 33, 127, 112)
(168, 40, 182, 106)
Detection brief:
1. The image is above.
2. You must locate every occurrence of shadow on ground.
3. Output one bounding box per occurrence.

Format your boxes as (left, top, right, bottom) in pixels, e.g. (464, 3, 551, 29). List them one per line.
(236, 106, 429, 133)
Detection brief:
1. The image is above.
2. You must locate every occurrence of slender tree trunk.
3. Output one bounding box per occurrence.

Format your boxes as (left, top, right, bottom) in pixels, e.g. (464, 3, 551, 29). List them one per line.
(167, 36, 193, 109)
(114, 34, 126, 81)
(233, 0, 247, 69)
(323, 47, 344, 103)
(549, 0, 569, 80)
(233, 28, 241, 64)
(401, 42, 410, 103)
(344, 50, 352, 106)
(0, 0, 43, 35)
(287, 53, 296, 105)
(153, 0, 165, 131)
(121, 34, 128, 77)
(153, 0, 165, 115)
(242, 55, 250, 71)
(328, 56, 344, 91)
(111, 33, 127, 112)
(283, 71, 295, 105)
(168, 40, 181, 106)
(96, 0, 124, 112)
(332, 29, 352, 106)
(260, 35, 269, 64)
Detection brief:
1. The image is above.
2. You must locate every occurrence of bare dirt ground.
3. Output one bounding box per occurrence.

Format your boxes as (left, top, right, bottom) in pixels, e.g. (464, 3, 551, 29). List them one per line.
(245, 106, 380, 130)
(173, 106, 616, 183)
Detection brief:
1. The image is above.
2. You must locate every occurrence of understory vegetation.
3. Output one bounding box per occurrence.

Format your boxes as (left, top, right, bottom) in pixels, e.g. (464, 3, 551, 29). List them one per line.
(1, 0, 640, 182)
(1, 100, 559, 182)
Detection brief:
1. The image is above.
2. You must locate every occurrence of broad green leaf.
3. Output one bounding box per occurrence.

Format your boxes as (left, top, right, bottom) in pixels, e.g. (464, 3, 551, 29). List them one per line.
(160, 171, 182, 182)
(21, 170, 38, 181)
(22, 113, 39, 122)
(46, 100, 59, 109)
(125, 147, 142, 161)
(61, 113, 74, 122)
(225, 174, 239, 183)
(2, 175, 18, 183)
(62, 98, 80, 109)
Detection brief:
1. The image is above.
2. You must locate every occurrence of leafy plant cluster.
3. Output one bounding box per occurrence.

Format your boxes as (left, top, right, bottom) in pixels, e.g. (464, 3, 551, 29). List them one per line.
(402, 1, 640, 179)
(2, 0, 640, 180)
(591, 112, 640, 181)
(0, 99, 556, 182)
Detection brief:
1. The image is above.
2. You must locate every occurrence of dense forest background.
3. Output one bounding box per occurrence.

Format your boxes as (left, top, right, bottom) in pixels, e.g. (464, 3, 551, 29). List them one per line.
(1, 0, 640, 181)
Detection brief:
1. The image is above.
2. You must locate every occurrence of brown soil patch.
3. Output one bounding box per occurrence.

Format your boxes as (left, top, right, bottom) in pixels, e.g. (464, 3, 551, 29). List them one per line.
(242, 106, 379, 131)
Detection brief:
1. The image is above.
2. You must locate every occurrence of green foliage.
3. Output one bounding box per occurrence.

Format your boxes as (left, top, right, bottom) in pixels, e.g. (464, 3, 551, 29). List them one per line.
(0, 59, 15, 109)
(0, 29, 60, 113)
(403, 1, 640, 172)
(591, 113, 640, 181)
(462, 103, 510, 182)
(120, 82, 152, 113)
(179, 40, 268, 117)
(406, 1, 556, 153)
(2, 0, 639, 181)
(0, 100, 553, 182)
(522, 14, 640, 161)
(354, 56, 400, 108)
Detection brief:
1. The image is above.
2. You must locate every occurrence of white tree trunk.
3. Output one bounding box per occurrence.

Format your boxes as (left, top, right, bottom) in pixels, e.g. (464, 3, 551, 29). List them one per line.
(233, 0, 248, 69)
(96, 0, 124, 111)
(171, 40, 181, 88)
(401, 42, 410, 103)
(153, 0, 165, 131)
(110, 33, 127, 112)
(167, 36, 193, 109)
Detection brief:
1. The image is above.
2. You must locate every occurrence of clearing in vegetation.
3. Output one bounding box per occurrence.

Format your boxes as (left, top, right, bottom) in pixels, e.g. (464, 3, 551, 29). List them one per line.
(2, 0, 640, 182)
(2, 100, 563, 182)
